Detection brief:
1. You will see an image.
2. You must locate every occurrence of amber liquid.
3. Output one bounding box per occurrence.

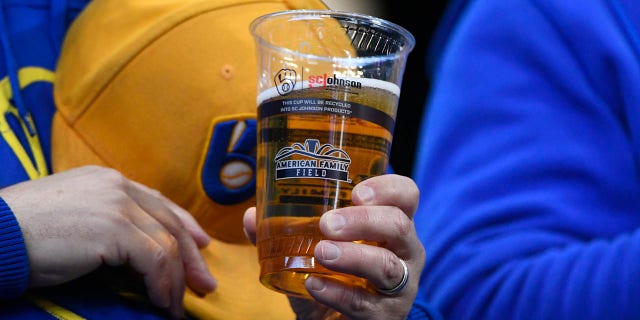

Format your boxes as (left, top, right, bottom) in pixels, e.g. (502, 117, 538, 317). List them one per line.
(256, 84, 398, 298)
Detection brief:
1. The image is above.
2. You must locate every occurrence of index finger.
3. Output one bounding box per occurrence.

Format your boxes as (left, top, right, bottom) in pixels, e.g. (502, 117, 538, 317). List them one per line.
(351, 174, 419, 218)
(124, 181, 217, 295)
(130, 180, 212, 247)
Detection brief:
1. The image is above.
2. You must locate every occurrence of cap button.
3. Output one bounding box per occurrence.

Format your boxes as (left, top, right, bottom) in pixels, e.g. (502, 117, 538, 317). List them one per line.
(221, 64, 235, 80)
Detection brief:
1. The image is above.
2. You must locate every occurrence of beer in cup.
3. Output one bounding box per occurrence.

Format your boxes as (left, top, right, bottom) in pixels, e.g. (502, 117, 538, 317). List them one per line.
(250, 9, 415, 298)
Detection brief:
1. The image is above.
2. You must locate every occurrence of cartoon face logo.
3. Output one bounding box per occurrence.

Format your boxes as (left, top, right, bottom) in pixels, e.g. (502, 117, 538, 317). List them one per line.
(274, 68, 297, 96)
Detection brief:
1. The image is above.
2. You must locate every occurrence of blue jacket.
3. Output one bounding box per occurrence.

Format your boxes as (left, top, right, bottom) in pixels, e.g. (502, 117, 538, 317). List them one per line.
(414, 0, 640, 319)
(0, 0, 85, 187)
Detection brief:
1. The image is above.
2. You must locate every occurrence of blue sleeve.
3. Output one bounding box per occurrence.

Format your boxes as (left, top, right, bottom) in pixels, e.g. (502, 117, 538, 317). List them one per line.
(407, 300, 444, 320)
(0, 197, 29, 298)
(413, 0, 640, 319)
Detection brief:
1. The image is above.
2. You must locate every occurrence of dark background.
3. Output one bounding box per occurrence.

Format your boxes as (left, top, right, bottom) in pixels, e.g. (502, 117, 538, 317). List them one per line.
(379, 2, 449, 177)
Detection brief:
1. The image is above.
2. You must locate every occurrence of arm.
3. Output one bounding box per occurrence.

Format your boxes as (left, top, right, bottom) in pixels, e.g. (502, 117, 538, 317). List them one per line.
(415, 0, 640, 319)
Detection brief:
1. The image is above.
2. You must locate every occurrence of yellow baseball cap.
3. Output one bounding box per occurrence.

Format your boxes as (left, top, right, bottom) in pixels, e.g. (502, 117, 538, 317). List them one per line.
(52, 0, 328, 319)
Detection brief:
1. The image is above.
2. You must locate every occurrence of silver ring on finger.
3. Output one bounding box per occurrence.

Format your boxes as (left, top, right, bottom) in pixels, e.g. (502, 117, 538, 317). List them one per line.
(376, 258, 409, 296)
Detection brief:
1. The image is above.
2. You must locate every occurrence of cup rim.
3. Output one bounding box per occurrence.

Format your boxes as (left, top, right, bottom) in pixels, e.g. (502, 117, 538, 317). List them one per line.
(249, 9, 416, 61)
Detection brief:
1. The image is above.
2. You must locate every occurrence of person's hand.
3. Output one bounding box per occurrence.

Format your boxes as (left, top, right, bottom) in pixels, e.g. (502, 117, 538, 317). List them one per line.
(0, 165, 217, 319)
(243, 174, 425, 320)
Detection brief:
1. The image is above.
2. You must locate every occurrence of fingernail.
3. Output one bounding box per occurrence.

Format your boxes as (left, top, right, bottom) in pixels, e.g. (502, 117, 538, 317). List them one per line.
(306, 276, 326, 292)
(318, 241, 340, 261)
(325, 212, 345, 232)
(206, 274, 218, 292)
(355, 185, 374, 203)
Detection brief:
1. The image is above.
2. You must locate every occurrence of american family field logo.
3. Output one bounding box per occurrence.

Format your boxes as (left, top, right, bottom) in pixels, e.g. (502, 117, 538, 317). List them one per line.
(273, 68, 363, 96)
(274, 139, 351, 183)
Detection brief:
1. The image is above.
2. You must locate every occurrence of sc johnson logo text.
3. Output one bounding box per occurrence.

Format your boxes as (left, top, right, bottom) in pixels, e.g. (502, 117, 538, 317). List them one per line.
(308, 73, 362, 89)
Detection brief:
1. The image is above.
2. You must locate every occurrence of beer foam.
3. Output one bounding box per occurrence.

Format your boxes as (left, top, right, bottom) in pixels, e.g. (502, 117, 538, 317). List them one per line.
(257, 77, 400, 105)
